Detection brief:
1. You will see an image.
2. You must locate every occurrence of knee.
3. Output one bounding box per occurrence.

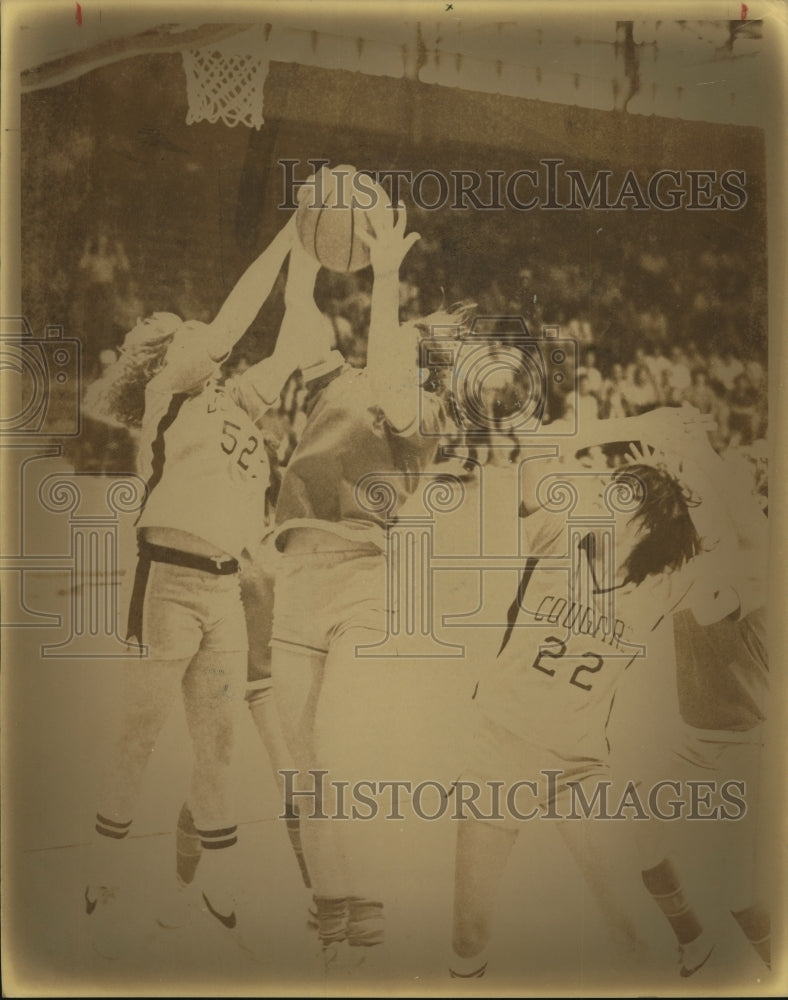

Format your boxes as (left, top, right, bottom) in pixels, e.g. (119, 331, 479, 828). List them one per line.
(120, 702, 167, 746)
(192, 717, 236, 769)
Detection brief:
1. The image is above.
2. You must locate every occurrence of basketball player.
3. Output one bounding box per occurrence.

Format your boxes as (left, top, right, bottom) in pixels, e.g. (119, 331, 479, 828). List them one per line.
(82, 213, 328, 958)
(268, 197, 471, 968)
(448, 407, 746, 981)
(167, 237, 345, 926)
(624, 436, 771, 976)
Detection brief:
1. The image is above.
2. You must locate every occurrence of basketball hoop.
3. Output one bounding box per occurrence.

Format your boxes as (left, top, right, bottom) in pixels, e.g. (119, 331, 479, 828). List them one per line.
(181, 25, 269, 130)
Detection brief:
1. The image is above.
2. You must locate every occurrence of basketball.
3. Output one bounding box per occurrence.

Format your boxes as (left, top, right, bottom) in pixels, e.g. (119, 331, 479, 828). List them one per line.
(295, 164, 385, 273)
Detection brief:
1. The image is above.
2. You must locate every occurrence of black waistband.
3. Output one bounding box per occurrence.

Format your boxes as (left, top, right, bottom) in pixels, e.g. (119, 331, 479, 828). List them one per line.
(140, 540, 239, 575)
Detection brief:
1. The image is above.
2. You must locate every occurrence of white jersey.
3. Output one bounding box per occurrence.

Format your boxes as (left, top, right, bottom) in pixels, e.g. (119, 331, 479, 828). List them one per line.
(136, 364, 279, 560)
(474, 508, 695, 756)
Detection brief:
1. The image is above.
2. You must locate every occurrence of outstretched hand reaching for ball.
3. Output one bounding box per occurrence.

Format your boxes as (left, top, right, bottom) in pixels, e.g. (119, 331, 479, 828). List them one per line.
(356, 200, 421, 276)
(361, 198, 423, 432)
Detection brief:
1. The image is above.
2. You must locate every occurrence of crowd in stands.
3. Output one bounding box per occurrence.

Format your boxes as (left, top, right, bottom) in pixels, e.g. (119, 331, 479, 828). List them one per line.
(64, 212, 769, 514)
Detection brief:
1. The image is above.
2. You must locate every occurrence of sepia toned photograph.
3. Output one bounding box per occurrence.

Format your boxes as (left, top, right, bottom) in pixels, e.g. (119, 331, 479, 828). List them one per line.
(1, 0, 786, 995)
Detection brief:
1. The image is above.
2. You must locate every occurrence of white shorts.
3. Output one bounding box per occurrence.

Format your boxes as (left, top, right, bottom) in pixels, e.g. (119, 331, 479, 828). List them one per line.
(459, 711, 611, 831)
(271, 548, 389, 655)
(670, 723, 767, 817)
(127, 557, 247, 661)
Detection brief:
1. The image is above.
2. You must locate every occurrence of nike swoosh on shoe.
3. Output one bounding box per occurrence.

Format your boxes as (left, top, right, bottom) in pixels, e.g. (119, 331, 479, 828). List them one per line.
(680, 942, 715, 977)
(202, 892, 237, 929)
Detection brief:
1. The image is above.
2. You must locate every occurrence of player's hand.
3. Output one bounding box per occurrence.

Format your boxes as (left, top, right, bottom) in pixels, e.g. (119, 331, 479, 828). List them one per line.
(357, 200, 420, 275)
(626, 440, 659, 466)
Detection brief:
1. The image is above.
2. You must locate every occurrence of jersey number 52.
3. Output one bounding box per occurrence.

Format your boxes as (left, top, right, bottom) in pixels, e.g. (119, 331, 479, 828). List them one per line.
(220, 419, 260, 475)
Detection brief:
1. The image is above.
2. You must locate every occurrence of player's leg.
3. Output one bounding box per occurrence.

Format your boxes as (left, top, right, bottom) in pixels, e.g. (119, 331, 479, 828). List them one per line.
(90, 654, 192, 887)
(86, 652, 192, 957)
(630, 737, 714, 977)
(556, 813, 652, 964)
(247, 677, 312, 889)
(92, 555, 200, 856)
(451, 817, 518, 978)
(311, 625, 392, 951)
(271, 639, 353, 949)
(616, 616, 716, 977)
(713, 729, 771, 968)
(637, 852, 713, 977)
(242, 558, 312, 888)
(633, 726, 768, 973)
(180, 642, 247, 925)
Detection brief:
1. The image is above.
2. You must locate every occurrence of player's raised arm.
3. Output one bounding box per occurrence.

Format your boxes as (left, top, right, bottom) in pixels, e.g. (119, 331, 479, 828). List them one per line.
(153, 216, 296, 394)
(279, 241, 345, 383)
(229, 243, 344, 417)
(358, 201, 421, 432)
(210, 215, 296, 352)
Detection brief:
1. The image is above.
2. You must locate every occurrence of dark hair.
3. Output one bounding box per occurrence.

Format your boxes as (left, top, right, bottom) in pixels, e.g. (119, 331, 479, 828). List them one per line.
(613, 463, 701, 585)
(415, 300, 476, 411)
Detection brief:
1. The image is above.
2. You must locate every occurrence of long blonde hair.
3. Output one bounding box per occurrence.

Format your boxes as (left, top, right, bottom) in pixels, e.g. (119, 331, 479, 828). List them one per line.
(82, 312, 182, 428)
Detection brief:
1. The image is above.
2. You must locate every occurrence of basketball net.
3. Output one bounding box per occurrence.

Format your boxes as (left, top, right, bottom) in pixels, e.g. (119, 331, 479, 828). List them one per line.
(182, 26, 269, 130)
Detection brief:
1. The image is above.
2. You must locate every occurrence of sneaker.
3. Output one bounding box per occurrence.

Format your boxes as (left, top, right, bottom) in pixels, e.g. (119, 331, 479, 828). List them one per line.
(156, 879, 195, 930)
(678, 931, 715, 977)
(84, 884, 123, 960)
(200, 889, 238, 931)
(321, 939, 367, 977)
(198, 891, 266, 966)
(449, 960, 488, 979)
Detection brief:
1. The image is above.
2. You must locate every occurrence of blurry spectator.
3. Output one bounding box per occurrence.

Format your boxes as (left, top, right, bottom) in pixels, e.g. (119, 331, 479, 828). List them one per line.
(684, 339, 706, 373)
(548, 397, 576, 434)
(399, 278, 422, 320)
(745, 355, 766, 394)
(645, 341, 672, 389)
(728, 371, 760, 446)
(656, 367, 677, 407)
(75, 229, 131, 352)
(576, 373, 600, 424)
(682, 367, 729, 451)
(683, 367, 718, 414)
(600, 363, 629, 420)
(79, 230, 130, 285)
(622, 364, 658, 415)
(626, 346, 649, 383)
(710, 348, 744, 392)
(746, 438, 769, 514)
(667, 345, 692, 399)
(577, 346, 603, 399)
